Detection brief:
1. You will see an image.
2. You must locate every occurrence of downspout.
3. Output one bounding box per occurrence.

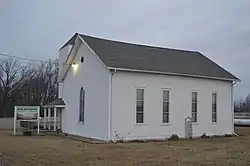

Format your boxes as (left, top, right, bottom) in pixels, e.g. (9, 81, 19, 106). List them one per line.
(108, 69, 116, 141)
(231, 81, 239, 136)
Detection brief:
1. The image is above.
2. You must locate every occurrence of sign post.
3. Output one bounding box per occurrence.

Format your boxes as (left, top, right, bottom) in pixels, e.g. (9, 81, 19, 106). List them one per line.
(14, 106, 40, 135)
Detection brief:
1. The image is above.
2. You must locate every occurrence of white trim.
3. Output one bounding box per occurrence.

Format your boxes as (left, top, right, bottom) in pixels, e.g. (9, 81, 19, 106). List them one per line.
(134, 123, 147, 126)
(79, 87, 85, 123)
(53, 108, 57, 131)
(108, 70, 116, 141)
(48, 108, 51, 129)
(37, 107, 40, 134)
(61, 35, 111, 82)
(162, 89, 170, 124)
(191, 89, 201, 92)
(42, 105, 65, 108)
(107, 67, 238, 82)
(78, 121, 85, 125)
(212, 92, 218, 123)
(161, 87, 172, 90)
(135, 88, 145, 124)
(108, 72, 112, 140)
(135, 85, 147, 89)
(161, 123, 171, 126)
(54, 105, 66, 108)
(78, 35, 108, 69)
(231, 81, 238, 133)
(44, 108, 47, 129)
(13, 107, 17, 135)
(62, 45, 74, 64)
(191, 91, 198, 123)
(61, 37, 82, 81)
(231, 83, 234, 134)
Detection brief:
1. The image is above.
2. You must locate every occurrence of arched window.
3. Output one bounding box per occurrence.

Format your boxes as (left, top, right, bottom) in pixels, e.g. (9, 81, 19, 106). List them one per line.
(79, 87, 85, 123)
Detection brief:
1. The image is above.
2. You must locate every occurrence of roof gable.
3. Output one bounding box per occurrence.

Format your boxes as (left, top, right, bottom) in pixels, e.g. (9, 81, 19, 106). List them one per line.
(61, 33, 238, 81)
(60, 33, 78, 50)
(79, 34, 238, 81)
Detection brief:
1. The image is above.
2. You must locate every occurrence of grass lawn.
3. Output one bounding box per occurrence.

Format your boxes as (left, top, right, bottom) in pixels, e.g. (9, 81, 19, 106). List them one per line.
(0, 127, 250, 165)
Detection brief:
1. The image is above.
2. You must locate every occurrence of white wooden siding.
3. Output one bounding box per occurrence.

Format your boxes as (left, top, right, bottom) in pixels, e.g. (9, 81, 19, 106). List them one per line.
(111, 71, 233, 140)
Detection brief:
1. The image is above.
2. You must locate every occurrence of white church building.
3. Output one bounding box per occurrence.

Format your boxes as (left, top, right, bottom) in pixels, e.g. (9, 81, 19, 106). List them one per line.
(53, 33, 239, 141)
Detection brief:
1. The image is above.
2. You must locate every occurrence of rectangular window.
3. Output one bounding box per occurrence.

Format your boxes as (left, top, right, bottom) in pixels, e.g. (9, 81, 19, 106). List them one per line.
(136, 89, 144, 123)
(212, 93, 217, 122)
(163, 90, 170, 123)
(192, 92, 198, 122)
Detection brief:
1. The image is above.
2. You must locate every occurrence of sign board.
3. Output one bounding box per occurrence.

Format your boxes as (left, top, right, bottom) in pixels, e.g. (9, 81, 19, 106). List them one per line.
(185, 117, 193, 139)
(16, 106, 39, 121)
(14, 106, 40, 135)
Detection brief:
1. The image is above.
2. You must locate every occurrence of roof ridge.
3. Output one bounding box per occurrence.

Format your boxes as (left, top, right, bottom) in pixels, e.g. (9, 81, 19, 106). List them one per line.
(79, 33, 199, 54)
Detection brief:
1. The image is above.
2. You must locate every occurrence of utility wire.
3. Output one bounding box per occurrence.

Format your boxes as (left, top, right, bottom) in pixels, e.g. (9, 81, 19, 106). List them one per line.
(0, 53, 51, 63)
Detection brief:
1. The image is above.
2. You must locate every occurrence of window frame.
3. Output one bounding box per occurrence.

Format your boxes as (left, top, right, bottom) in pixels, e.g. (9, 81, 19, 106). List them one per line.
(191, 91, 198, 123)
(79, 87, 85, 124)
(136, 88, 144, 124)
(212, 92, 217, 123)
(162, 89, 170, 124)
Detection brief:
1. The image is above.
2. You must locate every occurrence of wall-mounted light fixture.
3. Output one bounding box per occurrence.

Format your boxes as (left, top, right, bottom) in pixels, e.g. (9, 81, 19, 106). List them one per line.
(71, 62, 78, 75)
(71, 62, 77, 68)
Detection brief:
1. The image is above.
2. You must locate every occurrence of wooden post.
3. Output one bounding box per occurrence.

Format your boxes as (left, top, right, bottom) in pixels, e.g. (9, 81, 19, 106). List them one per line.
(44, 108, 47, 129)
(53, 107, 57, 131)
(48, 108, 51, 130)
(37, 107, 40, 135)
(13, 107, 17, 135)
(58, 108, 61, 130)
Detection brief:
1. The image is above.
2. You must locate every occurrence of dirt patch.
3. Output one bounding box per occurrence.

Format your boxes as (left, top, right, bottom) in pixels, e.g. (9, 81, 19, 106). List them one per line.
(235, 126, 250, 136)
(0, 127, 249, 165)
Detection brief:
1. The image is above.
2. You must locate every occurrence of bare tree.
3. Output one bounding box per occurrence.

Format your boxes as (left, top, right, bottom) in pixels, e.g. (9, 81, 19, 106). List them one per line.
(0, 58, 59, 117)
(245, 94, 250, 112)
(15, 59, 59, 106)
(31, 59, 59, 105)
(234, 101, 240, 112)
(0, 58, 31, 117)
(234, 94, 250, 112)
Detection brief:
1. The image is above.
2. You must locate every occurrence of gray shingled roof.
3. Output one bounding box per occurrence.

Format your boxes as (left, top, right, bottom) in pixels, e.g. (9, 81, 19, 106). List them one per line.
(43, 98, 65, 107)
(62, 33, 238, 81)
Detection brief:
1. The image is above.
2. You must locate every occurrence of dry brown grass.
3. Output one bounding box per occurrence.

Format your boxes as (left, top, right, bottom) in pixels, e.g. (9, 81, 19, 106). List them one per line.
(0, 127, 250, 165)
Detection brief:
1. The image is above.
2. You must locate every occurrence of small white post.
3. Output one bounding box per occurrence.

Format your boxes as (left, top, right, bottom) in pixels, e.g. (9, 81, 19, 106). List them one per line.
(53, 107, 57, 131)
(13, 106, 17, 135)
(58, 108, 61, 129)
(37, 106, 40, 135)
(44, 108, 47, 129)
(48, 108, 51, 130)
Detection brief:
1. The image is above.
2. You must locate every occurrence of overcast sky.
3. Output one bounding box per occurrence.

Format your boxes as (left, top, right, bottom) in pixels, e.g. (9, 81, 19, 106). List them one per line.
(0, 0, 249, 99)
